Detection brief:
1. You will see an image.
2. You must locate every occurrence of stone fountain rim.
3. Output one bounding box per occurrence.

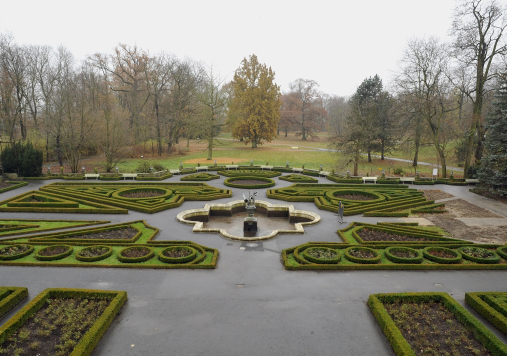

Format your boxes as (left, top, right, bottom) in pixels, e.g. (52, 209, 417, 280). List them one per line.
(176, 199, 321, 241)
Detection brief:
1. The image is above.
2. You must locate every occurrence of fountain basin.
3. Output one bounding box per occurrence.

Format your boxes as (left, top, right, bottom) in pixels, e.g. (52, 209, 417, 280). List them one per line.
(176, 200, 321, 241)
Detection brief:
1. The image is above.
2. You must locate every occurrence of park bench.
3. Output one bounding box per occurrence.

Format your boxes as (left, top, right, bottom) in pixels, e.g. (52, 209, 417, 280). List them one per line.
(169, 169, 181, 175)
(319, 171, 331, 177)
(362, 176, 377, 184)
(225, 165, 239, 170)
(84, 174, 100, 180)
(196, 166, 209, 172)
(466, 179, 480, 185)
(260, 165, 273, 171)
(400, 177, 415, 185)
(292, 168, 304, 173)
(122, 173, 137, 180)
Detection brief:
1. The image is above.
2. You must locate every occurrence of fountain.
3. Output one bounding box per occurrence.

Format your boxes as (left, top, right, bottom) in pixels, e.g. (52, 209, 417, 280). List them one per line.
(243, 191, 258, 233)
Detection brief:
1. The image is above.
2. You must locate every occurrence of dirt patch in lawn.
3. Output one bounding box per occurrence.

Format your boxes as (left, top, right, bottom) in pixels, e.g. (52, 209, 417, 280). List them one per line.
(419, 189, 454, 201)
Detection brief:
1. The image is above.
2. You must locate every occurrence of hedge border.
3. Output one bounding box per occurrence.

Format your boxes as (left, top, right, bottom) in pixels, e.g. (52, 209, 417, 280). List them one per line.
(224, 176, 275, 189)
(368, 292, 507, 356)
(75, 246, 114, 262)
(344, 246, 381, 264)
(497, 246, 507, 260)
(0, 181, 29, 194)
(34, 245, 73, 261)
(218, 170, 281, 178)
(458, 246, 502, 264)
(180, 173, 221, 181)
(466, 292, 507, 337)
(0, 287, 28, 320)
(117, 246, 155, 263)
(279, 174, 318, 183)
(422, 246, 462, 264)
(0, 219, 109, 238)
(158, 246, 197, 264)
(0, 288, 127, 356)
(0, 244, 34, 261)
(302, 247, 341, 264)
(384, 247, 423, 264)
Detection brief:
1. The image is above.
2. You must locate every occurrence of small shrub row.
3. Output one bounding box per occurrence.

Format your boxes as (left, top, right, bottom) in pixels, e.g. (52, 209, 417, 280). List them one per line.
(180, 173, 221, 181)
(0, 286, 28, 320)
(466, 292, 507, 336)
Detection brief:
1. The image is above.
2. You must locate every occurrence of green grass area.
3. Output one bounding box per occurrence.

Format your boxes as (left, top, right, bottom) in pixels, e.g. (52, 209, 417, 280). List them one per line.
(0, 220, 108, 238)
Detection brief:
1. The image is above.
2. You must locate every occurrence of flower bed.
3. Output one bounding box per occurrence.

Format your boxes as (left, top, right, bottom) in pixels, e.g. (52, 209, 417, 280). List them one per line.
(384, 247, 423, 264)
(224, 176, 275, 189)
(0, 244, 34, 261)
(34, 245, 73, 261)
(180, 173, 221, 181)
(458, 246, 501, 264)
(0, 288, 127, 356)
(75, 246, 114, 262)
(344, 246, 381, 264)
(158, 246, 198, 263)
(117, 246, 154, 263)
(279, 174, 318, 183)
(368, 292, 507, 356)
(422, 246, 462, 264)
(302, 247, 341, 264)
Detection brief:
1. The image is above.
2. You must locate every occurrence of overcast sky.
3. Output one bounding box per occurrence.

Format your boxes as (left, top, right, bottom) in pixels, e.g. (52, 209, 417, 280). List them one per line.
(1, 0, 457, 96)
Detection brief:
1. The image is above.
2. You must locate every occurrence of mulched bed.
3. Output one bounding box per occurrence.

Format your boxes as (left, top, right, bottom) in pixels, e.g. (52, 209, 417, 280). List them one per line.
(163, 248, 192, 258)
(427, 249, 456, 259)
(348, 248, 376, 259)
(229, 179, 268, 185)
(0, 244, 30, 256)
(0, 297, 110, 356)
(390, 250, 418, 258)
(334, 194, 374, 201)
(306, 248, 337, 259)
(122, 247, 150, 258)
(0, 182, 13, 189)
(357, 228, 431, 242)
(79, 246, 110, 258)
(38, 246, 69, 256)
(66, 227, 137, 240)
(384, 301, 492, 355)
(120, 191, 164, 198)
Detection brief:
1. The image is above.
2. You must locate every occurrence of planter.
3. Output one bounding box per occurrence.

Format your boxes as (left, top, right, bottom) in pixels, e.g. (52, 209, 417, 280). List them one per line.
(158, 246, 197, 264)
(35, 245, 73, 261)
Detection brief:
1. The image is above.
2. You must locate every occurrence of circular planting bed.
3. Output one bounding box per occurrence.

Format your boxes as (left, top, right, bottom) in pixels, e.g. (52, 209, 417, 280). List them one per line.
(117, 246, 154, 263)
(385, 247, 423, 264)
(279, 174, 318, 183)
(422, 247, 462, 264)
(224, 176, 275, 189)
(497, 245, 507, 260)
(325, 189, 383, 203)
(344, 246, 381, 264)
(111, 188, 173, 200)
(158, 246, 197, 264)
(0, 244, 34, 261)
(35, 245, 73, 261)
(303, 247, 341, 264)
(76, 245, 113, 262)
(458, 246, 501, 264)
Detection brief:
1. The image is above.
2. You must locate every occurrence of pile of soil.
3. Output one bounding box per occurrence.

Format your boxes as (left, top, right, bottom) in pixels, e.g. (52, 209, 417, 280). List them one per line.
(121, 191, 164, 198)
(357, 229, 429, 242)
(334, 194, 374, 201)
(67, 227, 137, 240)
(229, 179, 268, 185)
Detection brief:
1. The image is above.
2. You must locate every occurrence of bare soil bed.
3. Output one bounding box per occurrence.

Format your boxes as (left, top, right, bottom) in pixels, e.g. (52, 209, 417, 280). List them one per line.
(419, 189, 454, 201)
(348, 248, 376, 259)
(121, 191, 164, 198)
(384, 301, 492, 356)
(66, 227, 137, 240)
(229, 179, 269, 185)
(443, 199, 503, 218)
(0, 182, 13, 189)
(121, 247, 151, 258)
(334, 194, 374, 201)
(357, 228, 430, 242)
(163, 248, 192, 258)
(38, 245, 69, 256)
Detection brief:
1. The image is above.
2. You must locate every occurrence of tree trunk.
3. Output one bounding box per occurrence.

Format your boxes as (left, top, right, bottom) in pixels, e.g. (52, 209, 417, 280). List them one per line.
(354, 143, 359, 176)
(381, 139, 385, 160)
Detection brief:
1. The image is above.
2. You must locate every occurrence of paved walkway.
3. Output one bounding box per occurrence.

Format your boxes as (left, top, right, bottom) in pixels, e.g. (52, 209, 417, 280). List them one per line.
(0, 176, 506, 355)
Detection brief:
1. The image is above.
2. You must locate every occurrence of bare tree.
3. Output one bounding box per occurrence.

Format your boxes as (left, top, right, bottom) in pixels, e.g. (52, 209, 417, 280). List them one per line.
(451, 0, 507, 176)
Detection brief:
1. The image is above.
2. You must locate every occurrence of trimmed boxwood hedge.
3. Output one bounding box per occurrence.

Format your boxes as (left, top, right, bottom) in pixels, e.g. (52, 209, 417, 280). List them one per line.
(0, 181, 28, 194)
(302, 247, 341, 264)
(384, 247, 423, 264)
(76, 245, 114, 262)
(180, 173, 220, 181)
(344, 246, 381, 264)
(497, 245, 507, 260)
(368, 292, 507, 356)
(458, 246, 501, 264)
(218, 170, 281, 178)
(224, 176, 275, 189)
(35, 245, 73, 261)
(0, 244, 34, 261)
(466, 292, 507, 336)
(0, 288, 127, 356)
(117, 246, 155, 263)
(158, 246, 197, 264)
(279, 174, 318, 183)
(0, 287, 28, 320)
(422, 246, 462, 264)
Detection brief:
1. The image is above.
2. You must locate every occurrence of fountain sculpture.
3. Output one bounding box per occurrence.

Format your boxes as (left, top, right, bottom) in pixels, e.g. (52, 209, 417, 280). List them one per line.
(243, 191, 258, 232)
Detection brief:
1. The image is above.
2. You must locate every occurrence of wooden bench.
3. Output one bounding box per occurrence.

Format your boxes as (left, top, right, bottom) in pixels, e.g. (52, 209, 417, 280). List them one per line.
(196, 166, 208, 172)
(466, 179, 480, 185)
(122, 173, 137, 180)
(400, 177, 415, 185)
(169, 169, 181, 175)
(225, 165, 239, 170)
(84, 174, 100, 180)
(292, 168, 304, 173)
(260, 165, 273, 171)
(362, 176, 377, 184)
(319, 171, 331, 177)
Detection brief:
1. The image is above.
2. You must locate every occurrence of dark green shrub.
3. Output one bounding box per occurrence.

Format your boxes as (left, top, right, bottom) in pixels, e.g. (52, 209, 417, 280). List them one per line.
(134, 160, 166, 173)
(1, 141, 43, 177)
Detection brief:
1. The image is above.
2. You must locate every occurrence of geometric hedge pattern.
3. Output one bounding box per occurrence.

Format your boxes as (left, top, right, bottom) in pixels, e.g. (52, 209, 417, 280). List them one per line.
(0, 219, 108, 238)
(0, 182, 232, 214)
(267, 183, 445, 216)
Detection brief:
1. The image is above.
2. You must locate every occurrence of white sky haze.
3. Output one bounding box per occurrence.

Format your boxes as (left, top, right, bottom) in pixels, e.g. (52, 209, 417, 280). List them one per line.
(0, 0, 457, 96)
